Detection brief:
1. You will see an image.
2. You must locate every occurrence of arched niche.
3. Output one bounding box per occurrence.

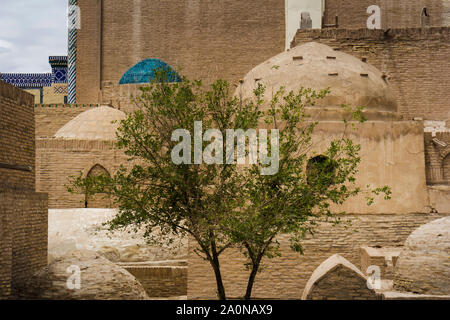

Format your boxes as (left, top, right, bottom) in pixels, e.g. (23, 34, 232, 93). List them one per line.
(85, 164, 112, 209)
(301, 254, 380, 300)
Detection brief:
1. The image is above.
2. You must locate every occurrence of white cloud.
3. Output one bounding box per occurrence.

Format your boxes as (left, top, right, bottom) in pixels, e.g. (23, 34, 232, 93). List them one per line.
(0, 0, 68, 73)
(0, 39, 13, 49)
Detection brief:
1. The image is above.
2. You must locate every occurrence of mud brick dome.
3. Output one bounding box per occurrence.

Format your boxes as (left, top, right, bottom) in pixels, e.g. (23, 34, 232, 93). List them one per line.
(236, 42, 398, 115)
(394, 217, 450, 295)
(54, 106, 126, 140)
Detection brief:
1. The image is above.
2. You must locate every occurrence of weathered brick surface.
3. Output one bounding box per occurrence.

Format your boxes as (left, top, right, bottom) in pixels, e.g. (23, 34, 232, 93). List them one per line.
(323, 0, 446, 29)
(0, 203, 12, 298)
(0, 81, 48, 299)
(0, 192, 48, 297)
(76, 0, 286, 104)
(360, 246, 401, 281)
(35, 104, 99, 138)
(187, 213, 447, 299)
(35, 139, 128, 208)
(76, 0, 102, 104)
(291, 27, 450, 121)
(20, 250, 149, 300)
(394, 217, 450, 295)
(124, 266, 187, 298)
(101, 84, 145, 114)
(0, 81, 35, 191)
(75, 0, 450, 111)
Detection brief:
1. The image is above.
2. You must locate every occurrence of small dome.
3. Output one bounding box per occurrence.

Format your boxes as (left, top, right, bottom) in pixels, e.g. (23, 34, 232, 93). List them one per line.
(54, 106, 126, 140)
(119, 59, 181, 84)
(20, 250, 149, 300)
(394, 217, 450, 295)
(236, 42, 398, 114)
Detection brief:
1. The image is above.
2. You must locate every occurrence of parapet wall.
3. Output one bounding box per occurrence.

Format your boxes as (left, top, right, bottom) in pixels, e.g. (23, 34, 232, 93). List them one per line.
(291, 27, 450, 121)
(35, 104, 100, 138)
(323, 0, 448, 29)
(100, 83, 140, 114)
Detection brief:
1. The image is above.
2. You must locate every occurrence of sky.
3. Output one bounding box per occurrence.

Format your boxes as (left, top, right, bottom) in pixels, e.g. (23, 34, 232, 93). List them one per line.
(0, 0, 68, 73)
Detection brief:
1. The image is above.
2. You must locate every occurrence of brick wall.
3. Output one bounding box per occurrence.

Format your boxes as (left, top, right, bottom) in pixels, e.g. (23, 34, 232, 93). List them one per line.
(101, 83, 141, 114)
(0, 203, 12, 298)
(75, 0, 102, 104)
(187, 213, 446, 299)
(42, 84, 68, 104)
(125, 266, 187, 298)
(0, 81, 35, 191)
(76, 0, 450, 105)
(291, 27, 450, 121)
(77, 0, 285, 104)
(23, 89, 41, 104)
(323, 0, 446, 29)
(0, 81, 48, 299)
(36, 139, 128, 208)
(35, 104, 99, 138)
(0, 192, 48, 297)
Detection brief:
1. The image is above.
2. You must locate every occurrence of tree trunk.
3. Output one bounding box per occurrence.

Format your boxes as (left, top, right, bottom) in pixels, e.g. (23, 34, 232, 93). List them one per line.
(209, 245, 226, 300)
(244, 263, 259, 300)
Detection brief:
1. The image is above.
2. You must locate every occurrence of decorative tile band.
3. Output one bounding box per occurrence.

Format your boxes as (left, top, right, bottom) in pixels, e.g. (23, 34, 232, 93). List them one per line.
(0, 73, 52, 88)
(34, 103, 100, 108)
(68, 0, 78, 103)
(54, 85, 68, 94)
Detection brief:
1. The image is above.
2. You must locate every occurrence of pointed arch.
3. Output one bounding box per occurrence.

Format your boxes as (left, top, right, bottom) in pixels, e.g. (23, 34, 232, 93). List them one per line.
(87, 164, 110, 179)
(301, 254, 380, 300)
(85, 164, 111, 208)
(421, 7, 430, 27)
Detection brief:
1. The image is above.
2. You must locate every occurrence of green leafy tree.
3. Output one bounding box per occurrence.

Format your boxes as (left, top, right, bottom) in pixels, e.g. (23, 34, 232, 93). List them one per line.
(66, 173, 106, 208)
(70, 73, 259, 299)
(68, 71, 390, 300)
(227, 87, 391, 299)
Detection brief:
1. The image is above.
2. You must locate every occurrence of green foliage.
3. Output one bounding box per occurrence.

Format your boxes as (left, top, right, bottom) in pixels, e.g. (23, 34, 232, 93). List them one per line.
(66, 172, 110, 207)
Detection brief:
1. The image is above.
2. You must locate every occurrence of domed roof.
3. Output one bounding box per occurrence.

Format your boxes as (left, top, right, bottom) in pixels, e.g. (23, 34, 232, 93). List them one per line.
(21, 250, 149, 300)
(394, 217, 450, 295)
(119, 59, 181, 84)
(54, 106, 126, 140)
(236, 42, 398, 114)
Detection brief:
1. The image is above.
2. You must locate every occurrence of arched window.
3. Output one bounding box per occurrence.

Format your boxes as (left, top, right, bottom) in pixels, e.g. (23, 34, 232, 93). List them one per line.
(421, 7, 430, 27)
(85, 164, 111, 208)
(306, 155, 337, 187)
(87, 164, 110, 179)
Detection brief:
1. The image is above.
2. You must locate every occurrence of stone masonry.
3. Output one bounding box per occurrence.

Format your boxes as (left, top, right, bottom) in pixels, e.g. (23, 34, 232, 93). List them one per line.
(0, 80, 48, 299)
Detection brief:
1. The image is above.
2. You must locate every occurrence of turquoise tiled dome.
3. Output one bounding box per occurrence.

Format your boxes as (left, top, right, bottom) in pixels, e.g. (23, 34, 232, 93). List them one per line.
(119, 59, 181, 84)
